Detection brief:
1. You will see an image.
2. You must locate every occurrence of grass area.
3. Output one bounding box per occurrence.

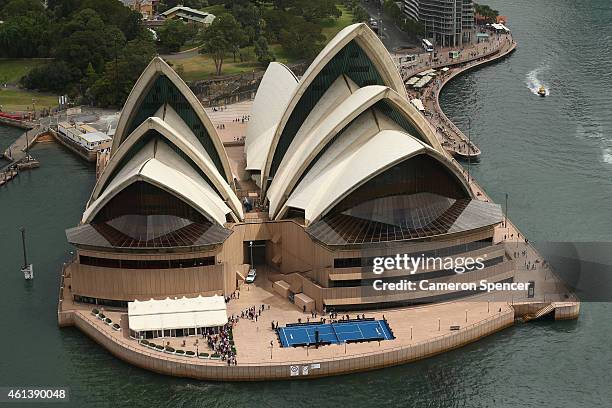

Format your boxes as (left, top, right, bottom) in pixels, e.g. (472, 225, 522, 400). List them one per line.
(0, 88, 58, 112)
(0, 58, 52, 85)
(321, 5, 354, 40)
(167, 52, 264, 82)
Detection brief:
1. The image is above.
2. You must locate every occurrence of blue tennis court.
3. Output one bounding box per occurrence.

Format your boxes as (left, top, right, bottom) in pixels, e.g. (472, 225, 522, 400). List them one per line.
(278, 319, 394, 347)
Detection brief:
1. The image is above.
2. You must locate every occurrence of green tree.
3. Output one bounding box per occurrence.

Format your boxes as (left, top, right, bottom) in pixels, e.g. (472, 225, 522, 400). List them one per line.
(21, 61, 78, 93)
(90, 30, 156, 107)
(279, 17, 325, 59)
(157, 19, 191, 53)
(254, 36, 275, 65)
(383, 0, 402, 21)
(0, 11, 50, 57)
(292, 0, 341, 22)
(1, 0, 45, 18)
(200, 14, 246, 75)
(352, 5, 369, 23)
(56, 9, 126, 75)
(475, 3, 499, 23)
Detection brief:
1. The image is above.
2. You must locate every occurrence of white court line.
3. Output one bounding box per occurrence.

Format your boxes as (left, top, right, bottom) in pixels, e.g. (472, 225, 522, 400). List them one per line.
(376, 321, 385, 338)
(356, 324, 365, 340)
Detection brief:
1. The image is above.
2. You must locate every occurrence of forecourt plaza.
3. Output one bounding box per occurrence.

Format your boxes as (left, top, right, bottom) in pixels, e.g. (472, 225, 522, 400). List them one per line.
(56, 23, 579, 380)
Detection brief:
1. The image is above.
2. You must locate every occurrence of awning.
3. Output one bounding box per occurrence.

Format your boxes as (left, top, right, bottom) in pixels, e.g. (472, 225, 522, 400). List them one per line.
(128, 295, 227, 332)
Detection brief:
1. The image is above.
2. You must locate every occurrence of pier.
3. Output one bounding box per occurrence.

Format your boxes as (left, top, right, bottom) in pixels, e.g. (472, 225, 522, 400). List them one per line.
(0, 122, 43, 186)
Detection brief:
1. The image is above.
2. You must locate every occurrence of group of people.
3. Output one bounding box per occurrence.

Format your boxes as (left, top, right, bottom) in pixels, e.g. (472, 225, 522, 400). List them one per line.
(233, 115, 250, 123)
(243, 304, 269, 322)
(203, 325, 236, 365)
(224, 290, 240, 303)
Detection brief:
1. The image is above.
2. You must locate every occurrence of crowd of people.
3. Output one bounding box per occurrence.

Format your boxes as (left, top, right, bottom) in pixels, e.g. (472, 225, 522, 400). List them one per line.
(202, 325, 237, 365)
(236, 303, 269, 323)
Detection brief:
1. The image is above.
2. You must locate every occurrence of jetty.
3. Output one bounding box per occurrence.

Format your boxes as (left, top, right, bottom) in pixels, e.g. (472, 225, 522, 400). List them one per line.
(0, 121, 43, 186)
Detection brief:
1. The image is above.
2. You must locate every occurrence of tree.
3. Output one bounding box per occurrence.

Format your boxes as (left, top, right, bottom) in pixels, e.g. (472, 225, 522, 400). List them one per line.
(475, 3, 499, 23)
(201, 14, 246, 76)
(0, 12, 50, 57)
(383, 0, 402, 21)
(254, 36, 275, 65)
(291, 0, 341, 22)
(21, 61, 78, 93)
(1, 0, 45, 18)
(90, 30, 156, 107)
(278, 17, 325, 59)
(157, 19, 191, 53)
(56, 9, 126, 75)
(352, 5, 369, 23)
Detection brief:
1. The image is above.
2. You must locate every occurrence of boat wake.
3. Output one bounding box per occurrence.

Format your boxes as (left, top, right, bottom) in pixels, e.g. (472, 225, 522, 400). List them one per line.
(602, 147, 612, 165)
(526, 65, 550, 96)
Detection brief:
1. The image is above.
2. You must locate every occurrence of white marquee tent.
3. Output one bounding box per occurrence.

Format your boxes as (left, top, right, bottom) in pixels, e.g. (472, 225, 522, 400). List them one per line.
(128, 295, 228, 335)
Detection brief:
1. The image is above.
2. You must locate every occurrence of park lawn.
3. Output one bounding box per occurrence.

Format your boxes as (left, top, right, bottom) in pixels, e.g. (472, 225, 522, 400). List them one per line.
(0, 58, 52, 85)
(321, 5, 354, 40)
(168, 52, 265, 82)
(0, 88, 58, 112)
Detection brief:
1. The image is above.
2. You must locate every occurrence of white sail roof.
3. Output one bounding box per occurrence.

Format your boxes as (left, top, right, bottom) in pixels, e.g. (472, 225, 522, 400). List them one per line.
(90, 105, 243, 220)
(83, 139, 233, 226)
(260, 23, 407, 193)
(112, 57, 234, 184)
(285, 130, 432, 223)
(245, 62, 298, 173)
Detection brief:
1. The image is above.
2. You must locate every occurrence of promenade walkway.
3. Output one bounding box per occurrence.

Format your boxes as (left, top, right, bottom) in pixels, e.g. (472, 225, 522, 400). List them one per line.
(398, 32, 517, 159)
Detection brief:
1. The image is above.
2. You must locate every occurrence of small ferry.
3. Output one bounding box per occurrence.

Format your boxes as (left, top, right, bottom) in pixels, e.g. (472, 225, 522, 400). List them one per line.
(537, 85, 547, 97)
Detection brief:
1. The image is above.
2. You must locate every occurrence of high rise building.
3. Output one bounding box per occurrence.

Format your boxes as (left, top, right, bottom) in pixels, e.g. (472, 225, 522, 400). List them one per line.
(403, 0, 475, 47)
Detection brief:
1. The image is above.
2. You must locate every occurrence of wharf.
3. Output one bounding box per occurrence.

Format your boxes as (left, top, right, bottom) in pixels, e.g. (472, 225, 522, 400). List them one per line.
(398, 33, 517, 160)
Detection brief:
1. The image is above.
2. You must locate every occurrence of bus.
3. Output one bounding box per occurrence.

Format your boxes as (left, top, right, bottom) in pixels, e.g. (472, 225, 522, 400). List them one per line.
(422, 39, 434, 52)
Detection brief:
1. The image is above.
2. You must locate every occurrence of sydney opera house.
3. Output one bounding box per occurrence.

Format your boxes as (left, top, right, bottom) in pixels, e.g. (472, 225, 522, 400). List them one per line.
(63, 23, 514, 313)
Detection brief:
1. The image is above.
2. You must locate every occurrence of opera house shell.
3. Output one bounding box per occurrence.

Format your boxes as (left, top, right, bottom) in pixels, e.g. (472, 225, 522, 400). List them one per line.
(64, 23, 514, 311)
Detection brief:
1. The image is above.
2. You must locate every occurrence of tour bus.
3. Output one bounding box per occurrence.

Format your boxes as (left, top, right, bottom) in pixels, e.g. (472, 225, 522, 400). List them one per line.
(422, 39, 434, 52)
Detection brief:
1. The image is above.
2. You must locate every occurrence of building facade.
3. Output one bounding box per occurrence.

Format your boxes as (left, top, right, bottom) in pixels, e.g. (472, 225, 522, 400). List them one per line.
(64, 23, 511, 312)
(404, 0, 475, 47)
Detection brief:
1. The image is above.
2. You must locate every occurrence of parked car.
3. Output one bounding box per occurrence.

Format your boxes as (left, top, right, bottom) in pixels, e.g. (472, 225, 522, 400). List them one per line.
(245, 268, 257, 283)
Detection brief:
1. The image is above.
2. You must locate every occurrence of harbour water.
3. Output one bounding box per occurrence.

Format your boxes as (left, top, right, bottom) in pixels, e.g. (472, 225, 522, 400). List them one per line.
(0, 0, 611, 406)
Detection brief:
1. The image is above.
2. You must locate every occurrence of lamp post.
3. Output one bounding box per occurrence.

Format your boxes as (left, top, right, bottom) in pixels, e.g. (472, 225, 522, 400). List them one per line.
(249, 241, 254, 268)
(504, 193, 508, 228)
(467, 116, 471, 184)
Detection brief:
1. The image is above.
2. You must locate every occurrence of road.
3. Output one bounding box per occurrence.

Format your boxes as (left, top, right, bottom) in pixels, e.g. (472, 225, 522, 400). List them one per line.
(360, 0, 419, 52)
(161, 45, 203, 61)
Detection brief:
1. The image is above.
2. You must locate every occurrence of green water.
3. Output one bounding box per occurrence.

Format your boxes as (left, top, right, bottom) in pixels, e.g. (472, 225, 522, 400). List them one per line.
(1, 0, 611, 406)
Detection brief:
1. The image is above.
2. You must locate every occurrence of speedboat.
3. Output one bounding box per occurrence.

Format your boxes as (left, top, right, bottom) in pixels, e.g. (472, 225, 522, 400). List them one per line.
(537, 85, 546, 97)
